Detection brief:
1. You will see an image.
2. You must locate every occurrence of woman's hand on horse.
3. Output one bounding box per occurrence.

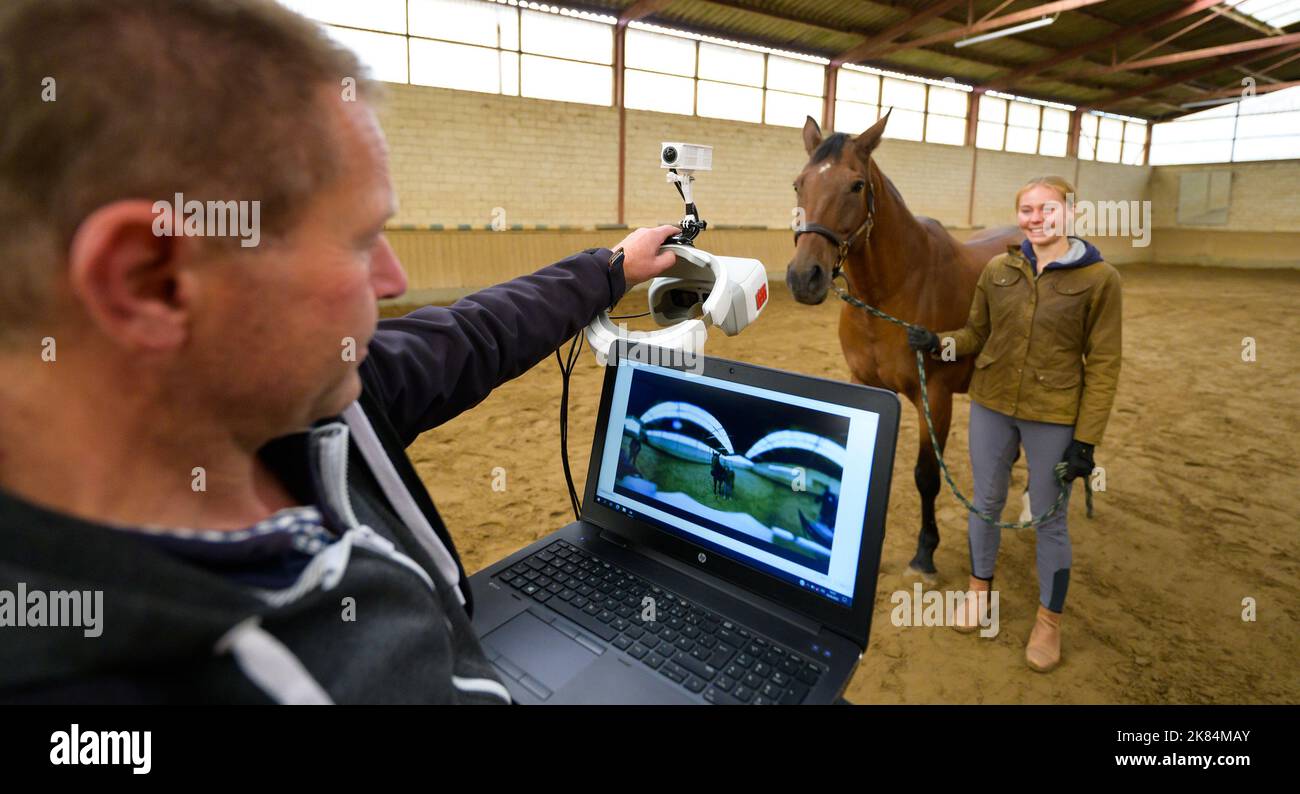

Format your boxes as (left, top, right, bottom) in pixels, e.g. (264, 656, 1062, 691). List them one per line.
(613, 225, 682, 287)
(907, 326, 941, 353)
(1061, 440, 1095, 481)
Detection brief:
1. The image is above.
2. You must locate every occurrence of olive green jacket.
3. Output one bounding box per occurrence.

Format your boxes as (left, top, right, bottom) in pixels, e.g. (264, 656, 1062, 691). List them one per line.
(939, 240, 1122, 445)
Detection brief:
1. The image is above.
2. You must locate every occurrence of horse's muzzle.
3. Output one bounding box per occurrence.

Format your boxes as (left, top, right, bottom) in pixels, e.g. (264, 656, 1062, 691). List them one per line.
(785, 261, 831, 305)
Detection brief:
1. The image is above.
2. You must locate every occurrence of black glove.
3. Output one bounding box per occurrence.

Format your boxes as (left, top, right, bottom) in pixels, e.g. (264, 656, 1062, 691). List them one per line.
(1061, 440, 1095, 481)
(907, 326, 940, 353)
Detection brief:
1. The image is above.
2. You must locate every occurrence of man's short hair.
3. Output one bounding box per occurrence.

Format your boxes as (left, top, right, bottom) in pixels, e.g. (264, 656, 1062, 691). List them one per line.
(0, 0, 378, 333)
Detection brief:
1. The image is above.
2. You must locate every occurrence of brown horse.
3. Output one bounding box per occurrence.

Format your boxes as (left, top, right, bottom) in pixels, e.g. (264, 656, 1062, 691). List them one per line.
(786, 112, 1021, 579)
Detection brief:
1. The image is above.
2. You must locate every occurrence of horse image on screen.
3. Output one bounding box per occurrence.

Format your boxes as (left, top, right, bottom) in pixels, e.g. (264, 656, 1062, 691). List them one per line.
(613, 367, 849, 574)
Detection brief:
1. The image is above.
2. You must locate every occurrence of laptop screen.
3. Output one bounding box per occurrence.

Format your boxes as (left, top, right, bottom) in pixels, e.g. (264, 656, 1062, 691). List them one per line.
(590, 358, 883, 608)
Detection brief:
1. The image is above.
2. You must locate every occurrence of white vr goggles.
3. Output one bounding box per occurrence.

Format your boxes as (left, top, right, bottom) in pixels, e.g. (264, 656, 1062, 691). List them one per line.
(585, 243, 769, 362)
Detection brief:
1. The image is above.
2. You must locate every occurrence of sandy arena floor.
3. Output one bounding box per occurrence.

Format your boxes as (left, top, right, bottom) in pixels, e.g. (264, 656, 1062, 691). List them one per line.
(390, 263, 1300, 704)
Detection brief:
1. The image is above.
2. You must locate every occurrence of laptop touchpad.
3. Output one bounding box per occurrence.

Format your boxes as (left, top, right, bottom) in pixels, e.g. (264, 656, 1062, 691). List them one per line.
(482, 611, 599, 696)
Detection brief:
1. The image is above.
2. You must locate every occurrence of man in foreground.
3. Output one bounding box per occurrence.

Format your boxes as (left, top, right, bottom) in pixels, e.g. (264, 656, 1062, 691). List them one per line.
(0, 0, 679, 703)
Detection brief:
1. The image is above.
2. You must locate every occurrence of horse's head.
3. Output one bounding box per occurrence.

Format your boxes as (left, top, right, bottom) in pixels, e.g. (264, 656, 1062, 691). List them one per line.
(786, 111, 890, 304)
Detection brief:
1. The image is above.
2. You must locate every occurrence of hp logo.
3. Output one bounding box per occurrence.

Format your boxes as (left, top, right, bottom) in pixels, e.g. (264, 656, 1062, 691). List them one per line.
(697, 553, 707, 564)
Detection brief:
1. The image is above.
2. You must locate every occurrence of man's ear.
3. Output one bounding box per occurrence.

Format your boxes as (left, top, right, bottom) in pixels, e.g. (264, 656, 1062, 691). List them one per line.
(66, 199, 196, 352)
(854, 108, 892, 159)
(802, 115, 823, 156)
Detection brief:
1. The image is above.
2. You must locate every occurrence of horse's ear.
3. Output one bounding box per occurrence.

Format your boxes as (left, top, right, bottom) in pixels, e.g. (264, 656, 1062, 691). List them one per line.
(802, 115, 823, 156)
(854, 108, 891, 158)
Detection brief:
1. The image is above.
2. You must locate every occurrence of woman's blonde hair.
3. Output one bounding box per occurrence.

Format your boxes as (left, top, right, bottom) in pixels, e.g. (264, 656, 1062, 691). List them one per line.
(1015, 176, 1075, 210)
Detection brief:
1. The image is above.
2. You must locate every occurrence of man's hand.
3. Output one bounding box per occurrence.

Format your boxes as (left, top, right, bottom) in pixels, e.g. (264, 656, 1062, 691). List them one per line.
(613, 225, 681, 287)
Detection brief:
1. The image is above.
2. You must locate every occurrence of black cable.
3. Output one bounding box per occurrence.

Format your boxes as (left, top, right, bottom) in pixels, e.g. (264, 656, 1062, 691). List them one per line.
(555, 333, 583, 521)
(609, 310, 650, 319)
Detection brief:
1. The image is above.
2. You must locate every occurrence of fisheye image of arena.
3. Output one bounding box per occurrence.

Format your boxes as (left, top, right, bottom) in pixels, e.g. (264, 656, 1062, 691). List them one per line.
(615, 389, 848, 566)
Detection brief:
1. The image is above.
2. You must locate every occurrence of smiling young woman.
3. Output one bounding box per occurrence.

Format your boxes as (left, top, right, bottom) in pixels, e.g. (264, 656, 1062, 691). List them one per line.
(907, 175, 1123, 673)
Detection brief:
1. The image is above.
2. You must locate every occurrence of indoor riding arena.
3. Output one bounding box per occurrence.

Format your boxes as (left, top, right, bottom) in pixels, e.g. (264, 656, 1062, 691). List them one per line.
(292, 0, 1300, 705)
(21, 7, 1300, 782)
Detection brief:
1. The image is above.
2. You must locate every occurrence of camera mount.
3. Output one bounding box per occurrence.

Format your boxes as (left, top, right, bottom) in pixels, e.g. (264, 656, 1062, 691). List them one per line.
(661, 142, 711, 246)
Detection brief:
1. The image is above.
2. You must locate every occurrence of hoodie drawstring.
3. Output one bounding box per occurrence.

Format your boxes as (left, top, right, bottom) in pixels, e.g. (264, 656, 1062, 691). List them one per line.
(215, 617, 333, 705)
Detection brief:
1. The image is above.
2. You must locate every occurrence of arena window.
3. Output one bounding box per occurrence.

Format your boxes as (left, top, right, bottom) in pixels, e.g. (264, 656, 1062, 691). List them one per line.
(1151, 85, 1300, 165)
(518, 8, 613, 105)
(625, 28, 697, 115)
(835, 66, 970, 146)
(279, 0, 408, 34)
(764, 55, 824, 128)
(625, 22, 827, 127)
(1004, 99, 1041, 154)
(975, 94, 1008, 150)
(979, 91, 1077, 158)
(881, 77, 927, 141)
(834, 68, 880, 134)
(695, 40, 765, 122)
(277, 0, 1214, 169)
(1232, 86, 1300, 161)
(925, 84, 969, 147)
(408, 0, 520, 94)
(1039, 107, 1071, 157)
(281, 0, 616, 106)
(323, 26, 411, 84)
(1079, 110, 1147, 165)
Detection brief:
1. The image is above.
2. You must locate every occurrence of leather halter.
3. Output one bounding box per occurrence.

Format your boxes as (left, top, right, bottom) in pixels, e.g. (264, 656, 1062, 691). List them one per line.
(792, 180, 876, 279)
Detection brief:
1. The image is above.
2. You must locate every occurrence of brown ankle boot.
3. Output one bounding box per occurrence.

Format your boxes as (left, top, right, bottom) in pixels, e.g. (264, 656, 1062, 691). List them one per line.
(1025, 605, 1062, 672)
(953, 576, 991, 634)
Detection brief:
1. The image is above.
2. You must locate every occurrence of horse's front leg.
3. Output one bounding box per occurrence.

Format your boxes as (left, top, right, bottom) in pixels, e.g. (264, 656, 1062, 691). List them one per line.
(907, 386, 952, 581)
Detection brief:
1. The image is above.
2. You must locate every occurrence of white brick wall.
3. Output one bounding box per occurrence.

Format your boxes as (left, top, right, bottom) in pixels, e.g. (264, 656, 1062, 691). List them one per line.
(375, 82, 1297, 271)
(1148, 160, 1300, 233)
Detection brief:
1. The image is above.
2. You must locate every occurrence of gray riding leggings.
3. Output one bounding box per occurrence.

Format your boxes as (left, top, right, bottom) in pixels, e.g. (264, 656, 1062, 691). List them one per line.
(967, 401, 1074, 612)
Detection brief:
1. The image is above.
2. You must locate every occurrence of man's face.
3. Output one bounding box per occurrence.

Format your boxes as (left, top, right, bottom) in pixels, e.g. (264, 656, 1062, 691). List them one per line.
(188, 93, 407, 437)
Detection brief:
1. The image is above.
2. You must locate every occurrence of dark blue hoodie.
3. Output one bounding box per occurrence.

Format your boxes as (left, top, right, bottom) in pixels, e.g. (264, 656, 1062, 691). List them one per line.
(1018, 236, 1104, 273)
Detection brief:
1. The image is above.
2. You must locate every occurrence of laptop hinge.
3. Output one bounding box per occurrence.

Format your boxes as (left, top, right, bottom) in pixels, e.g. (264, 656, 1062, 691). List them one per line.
(828, 625, 866, 653)
(598, 529, 628, 548)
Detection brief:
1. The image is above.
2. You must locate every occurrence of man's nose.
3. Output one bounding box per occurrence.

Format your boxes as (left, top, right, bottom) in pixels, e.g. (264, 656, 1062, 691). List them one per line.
(371, 236, 408, 301)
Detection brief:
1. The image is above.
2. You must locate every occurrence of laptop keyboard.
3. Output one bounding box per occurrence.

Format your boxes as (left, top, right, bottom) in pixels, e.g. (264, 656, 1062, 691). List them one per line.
(495, 539, 827, 704)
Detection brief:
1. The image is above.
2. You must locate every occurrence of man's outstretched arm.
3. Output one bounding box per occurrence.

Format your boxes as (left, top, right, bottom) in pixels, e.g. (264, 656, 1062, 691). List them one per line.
(362, 227, 678, 446)
(362, 248, 618, 447)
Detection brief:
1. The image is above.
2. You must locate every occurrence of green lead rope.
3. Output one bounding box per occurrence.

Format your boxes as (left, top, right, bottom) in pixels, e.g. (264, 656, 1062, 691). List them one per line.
(831, 280, 1094, 530)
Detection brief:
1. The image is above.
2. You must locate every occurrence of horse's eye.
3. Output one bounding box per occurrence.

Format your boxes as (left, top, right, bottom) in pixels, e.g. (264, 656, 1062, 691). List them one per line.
(792, 182, 798, 193)
(850, 180, 865, 193)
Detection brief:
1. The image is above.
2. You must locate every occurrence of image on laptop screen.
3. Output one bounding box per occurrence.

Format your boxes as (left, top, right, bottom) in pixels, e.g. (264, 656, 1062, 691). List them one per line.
(592, 359, 882, 607)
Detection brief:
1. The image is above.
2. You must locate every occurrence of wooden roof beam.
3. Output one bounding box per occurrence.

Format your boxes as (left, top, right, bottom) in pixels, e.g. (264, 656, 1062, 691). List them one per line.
(830, 0, 967, 68)
(1088, 31, 1300, 75)
(980, 0, 1226, 91)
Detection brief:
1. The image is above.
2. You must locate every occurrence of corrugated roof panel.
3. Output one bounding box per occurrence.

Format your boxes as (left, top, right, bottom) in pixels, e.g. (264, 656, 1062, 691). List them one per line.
(573, 0, 1300, 119)
(658, 2, 845, 51)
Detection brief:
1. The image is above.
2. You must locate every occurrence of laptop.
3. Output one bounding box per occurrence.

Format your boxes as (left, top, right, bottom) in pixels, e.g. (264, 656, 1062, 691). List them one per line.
(468, 348, 900, 704)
